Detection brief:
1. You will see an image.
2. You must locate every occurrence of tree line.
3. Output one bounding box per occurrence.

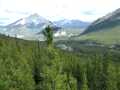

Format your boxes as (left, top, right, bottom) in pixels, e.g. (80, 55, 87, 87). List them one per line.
(0, 26, 119, 90)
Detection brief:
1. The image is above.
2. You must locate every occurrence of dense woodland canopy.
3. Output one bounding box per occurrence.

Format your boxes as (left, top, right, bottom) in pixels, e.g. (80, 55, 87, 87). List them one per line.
(0, 27, 120, 90)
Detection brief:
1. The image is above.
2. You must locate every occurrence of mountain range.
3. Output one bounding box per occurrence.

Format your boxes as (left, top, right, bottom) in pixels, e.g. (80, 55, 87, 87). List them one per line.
(1, 8, 120, 43)
(54, 19, 90, 29)
(0, 14, 89, 40)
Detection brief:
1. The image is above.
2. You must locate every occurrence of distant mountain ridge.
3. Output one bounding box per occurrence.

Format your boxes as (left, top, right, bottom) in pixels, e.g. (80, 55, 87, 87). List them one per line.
(0, 13, 62, 40)
(82, 8, 120, 34)
(54, 19, 90, 29)
(0, 13, 90, 40)
(7, 13, 52, 29)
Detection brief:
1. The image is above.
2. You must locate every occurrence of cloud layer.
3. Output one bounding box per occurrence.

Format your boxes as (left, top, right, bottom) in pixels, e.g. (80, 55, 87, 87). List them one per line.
(0, 0, 120, 25)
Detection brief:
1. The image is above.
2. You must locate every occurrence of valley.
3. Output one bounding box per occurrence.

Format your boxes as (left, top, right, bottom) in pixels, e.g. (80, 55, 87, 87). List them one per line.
(0, 31, 120, 90)
(0, 5, 120, 90)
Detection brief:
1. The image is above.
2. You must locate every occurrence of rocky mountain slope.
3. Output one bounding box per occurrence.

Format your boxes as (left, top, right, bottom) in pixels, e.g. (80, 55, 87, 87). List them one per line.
(82, 8, 120, 34)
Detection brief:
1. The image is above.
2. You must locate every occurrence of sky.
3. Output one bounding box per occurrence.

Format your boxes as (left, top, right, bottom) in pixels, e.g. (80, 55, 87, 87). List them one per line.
(0, 0, 120, 25)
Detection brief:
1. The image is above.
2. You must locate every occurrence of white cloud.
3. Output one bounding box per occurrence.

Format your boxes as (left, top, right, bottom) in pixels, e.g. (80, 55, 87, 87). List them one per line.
(0, 0, 120, 24)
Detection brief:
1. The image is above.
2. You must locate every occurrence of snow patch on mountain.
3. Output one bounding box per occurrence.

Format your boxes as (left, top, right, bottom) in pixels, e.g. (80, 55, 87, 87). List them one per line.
(54, 31, 67, 37)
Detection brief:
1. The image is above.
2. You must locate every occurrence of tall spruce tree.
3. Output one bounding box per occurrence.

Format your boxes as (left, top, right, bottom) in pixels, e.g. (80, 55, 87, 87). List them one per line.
(104, 53, 118, 90)
(81, 68, 89, 90)
(43, 25, 53, 48)
(42, 25, 68, 89)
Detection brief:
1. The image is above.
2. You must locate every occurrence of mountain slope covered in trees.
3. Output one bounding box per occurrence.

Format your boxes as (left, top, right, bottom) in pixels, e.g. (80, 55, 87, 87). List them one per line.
(77, 8, 120, 44)
(82, 8, 120, 34)
(0, 29, 120, 90)
(77, 25, 120, 44)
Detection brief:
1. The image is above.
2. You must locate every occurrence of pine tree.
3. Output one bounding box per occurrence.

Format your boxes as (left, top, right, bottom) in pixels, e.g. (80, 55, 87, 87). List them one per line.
(116, 65, 120, 90)
(42, 25, 68, 89)
(86, 60, 94, 90)
(106, 62, 118, 90)
(102, 53, 118, 90)
(43, 25, 53, 48)
(91, 54, 110, 90)
(81, 67, 89, 90)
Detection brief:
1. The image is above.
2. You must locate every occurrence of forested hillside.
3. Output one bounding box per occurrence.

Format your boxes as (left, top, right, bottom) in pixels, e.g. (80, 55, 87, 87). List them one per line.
(0, 33, 120, 90)
(78, 8, 120, 45)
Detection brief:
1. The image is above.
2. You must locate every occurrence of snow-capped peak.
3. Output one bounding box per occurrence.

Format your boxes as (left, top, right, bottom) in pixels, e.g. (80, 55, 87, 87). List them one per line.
(26, 13, 49, 24)
(7, 13, 51, 27)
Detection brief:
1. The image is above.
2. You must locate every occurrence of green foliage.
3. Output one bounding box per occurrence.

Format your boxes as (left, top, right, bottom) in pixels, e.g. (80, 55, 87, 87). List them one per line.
(0, 38, 35, 90)
(81, 67, 89, 90)
(43, 25, 53, 47)
(0, 35, 120, 90)
(78, 26, 120, 44)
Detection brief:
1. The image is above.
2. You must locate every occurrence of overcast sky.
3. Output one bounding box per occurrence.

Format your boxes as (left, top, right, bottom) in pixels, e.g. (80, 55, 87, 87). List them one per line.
(0, 0, 120, 25)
